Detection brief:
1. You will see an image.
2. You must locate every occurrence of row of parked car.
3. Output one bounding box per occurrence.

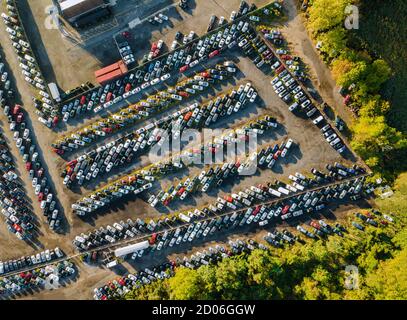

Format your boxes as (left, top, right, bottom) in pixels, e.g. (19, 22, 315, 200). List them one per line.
(1, 1, 58, 127)
(0, 247, 65, 276)
(0, 132, 34, 240)
(0, 260, 76, 296)
(0, 55, 15, 105)
(72, 163, 365, 252)
(117, 40, 135, 66)
(72, 130, 293, 216)
(256, 29, 347, 154)
(62, 79, 255, 188)
(74, 173, 366, 257)
(70, 129, 284, 216)
(59, 2, 258, 123)
(5, 102, 62, 231)
(147, 12, 169, 28)
(296, 220, 347, 241)
(52, 64, 236, 155)
(148, 135, 289, 209)
(93, 238, 265, 300)
(146, 116, 278, 208)
(260, 27, 307, 80)
(352, 210, 394, 231)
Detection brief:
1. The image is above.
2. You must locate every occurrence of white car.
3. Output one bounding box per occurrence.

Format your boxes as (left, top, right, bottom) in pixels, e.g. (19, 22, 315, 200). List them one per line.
(160, 73, 170, 81)
(158, 13, 168, 21)
(249, 91, 257, 103)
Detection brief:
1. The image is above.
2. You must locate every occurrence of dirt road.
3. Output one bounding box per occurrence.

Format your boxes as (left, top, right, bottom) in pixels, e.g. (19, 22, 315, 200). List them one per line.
(280, 0, 354, 126)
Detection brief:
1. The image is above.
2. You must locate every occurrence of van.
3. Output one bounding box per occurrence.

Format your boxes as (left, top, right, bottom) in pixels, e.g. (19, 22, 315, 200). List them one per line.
(278, 187, 290, 195)
(179, 213, 191, 223)
(301, 100, 311, 108)
(312, 115, 324, 125)
(268, 188, 281, 197)
(306, 108, 317, 117)
(289, 102, 298, 112)
(285, 138, 294, 149)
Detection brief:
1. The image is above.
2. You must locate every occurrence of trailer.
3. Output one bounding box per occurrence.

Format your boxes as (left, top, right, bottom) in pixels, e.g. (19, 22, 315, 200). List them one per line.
(48, 82, 61, 102)
(114, 240, 149, 257)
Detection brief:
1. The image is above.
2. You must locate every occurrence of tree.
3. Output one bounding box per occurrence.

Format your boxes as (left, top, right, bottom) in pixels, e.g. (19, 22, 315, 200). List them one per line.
(215, 256, 249, 299)
(167, 267, 205, 300)
(317, 27, 348, 59)
(307, 0, 353, 35)
(363, 59, 392, 92)
(365, 247, 407, 299)
(359, 96, 390, 117)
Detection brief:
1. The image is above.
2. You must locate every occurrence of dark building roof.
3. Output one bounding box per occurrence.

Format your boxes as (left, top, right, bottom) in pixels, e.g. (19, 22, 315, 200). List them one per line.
(73, 7, 111, 27)
(59, 0, 105, 20)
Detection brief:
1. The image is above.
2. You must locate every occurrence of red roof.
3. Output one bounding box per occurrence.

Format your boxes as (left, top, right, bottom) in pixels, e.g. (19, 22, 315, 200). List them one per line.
(95, 60, 128, 81)
(96, 69, 124, 85)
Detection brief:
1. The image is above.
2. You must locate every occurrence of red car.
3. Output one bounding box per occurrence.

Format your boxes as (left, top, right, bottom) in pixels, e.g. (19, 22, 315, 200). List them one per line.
(224, 195, 233, 203)
(282, 205, 290, 215)
(209, 50, 219, 58)
(151, 42, 158, 51)
(38, 192, 44, 202)
(122, 31, 131, 38)
(52, 116, 59, 127)
(310, 221, 321, 230)
(280, 54, 293, 61)
(178, 91, 189, 98)
(183, 112, 192, 121)
(106, 92, 113, 102)
(344, 95, 351, 105)
(125, 83, 131, 92)
(80, 95, 86, 105)
(13, 223, 22, 233)
(13, 104, 21, 115)
(200, 71, 209, 78)
(25, 162, 32, 171)
(153, 49, 160, 58)
(67, 159, 78, 167)
(102, 127, 113, 133)
(149, 233, 157, 245)
(275, 65, 285, 74)
(53, 148, 64, 155)
(179, 65, 189, 73)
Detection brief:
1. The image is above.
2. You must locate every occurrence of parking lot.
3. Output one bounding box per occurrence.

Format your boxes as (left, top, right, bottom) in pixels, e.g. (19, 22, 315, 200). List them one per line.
(0, 0, 369, 299)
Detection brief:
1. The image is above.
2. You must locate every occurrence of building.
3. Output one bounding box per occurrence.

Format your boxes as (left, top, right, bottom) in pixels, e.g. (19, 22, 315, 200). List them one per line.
(58, 0, 111, 28)
(95, 60, 128, 85)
